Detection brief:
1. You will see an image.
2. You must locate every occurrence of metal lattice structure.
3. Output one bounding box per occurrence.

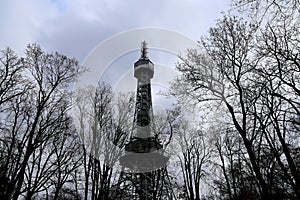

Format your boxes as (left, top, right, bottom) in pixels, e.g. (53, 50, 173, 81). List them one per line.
(118, 42, 170, 200)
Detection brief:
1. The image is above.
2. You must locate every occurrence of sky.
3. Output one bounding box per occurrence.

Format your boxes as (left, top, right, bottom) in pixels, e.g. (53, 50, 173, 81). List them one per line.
(0, 0, 231, 61)
(0, 0, 232, 114)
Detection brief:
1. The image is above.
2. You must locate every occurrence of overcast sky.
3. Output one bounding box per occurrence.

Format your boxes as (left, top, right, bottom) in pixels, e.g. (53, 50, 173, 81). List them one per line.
(1, 0, 232, 112)
(1, 0, 231, 61)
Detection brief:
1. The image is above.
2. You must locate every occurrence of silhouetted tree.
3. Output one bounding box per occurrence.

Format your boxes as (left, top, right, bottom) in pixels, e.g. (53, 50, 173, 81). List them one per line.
(0, 44, 84, 200)
(171, 0, 300, 198)
(75, 84, 133, 200)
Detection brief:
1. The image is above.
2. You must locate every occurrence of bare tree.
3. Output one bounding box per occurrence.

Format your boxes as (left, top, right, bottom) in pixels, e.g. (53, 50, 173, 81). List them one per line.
(171, 1, 300, 198)
(232, 0, 300, 197)
(171, 118, 211, 200)
(0, 48, 29, 108)
(75, 83, 133, 200)
(172, 14, 272, 199)
(0, 44, 83, 200)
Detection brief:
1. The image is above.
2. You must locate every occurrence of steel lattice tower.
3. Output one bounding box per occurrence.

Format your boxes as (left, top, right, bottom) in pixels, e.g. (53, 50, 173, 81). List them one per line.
(119, 42, 169, 200)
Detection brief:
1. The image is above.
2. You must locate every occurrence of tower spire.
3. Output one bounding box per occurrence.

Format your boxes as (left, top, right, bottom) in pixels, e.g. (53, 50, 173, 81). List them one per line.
(141, 41, 148, 59)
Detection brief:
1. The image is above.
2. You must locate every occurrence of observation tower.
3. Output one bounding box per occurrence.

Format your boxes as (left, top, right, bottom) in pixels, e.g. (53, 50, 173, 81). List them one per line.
(119, 41, 168, 200)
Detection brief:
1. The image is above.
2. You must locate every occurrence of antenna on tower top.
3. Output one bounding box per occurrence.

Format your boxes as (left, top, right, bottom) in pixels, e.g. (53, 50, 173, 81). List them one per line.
(141, 41, 148, 59)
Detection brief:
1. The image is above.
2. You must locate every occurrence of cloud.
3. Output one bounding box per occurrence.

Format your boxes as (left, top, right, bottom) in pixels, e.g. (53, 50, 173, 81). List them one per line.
(0, 0, 230, 60)
(0, 0, 58, 55)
